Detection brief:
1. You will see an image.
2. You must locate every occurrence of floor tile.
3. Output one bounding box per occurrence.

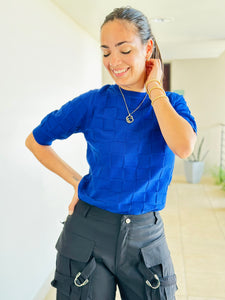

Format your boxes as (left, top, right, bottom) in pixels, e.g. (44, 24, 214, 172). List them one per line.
(176, 271, 187, 296)
(45, 287, 55, 299)
(186, 271, 225, 298)
(188, 297, 225, 300)
(178, 210, 218, 231)
(177, 296, 188, 300)
(178, 201, 225, 242)
(161, 213, 181, 239)
(166, 238, 185, 272)
(183, 240, 225, 273)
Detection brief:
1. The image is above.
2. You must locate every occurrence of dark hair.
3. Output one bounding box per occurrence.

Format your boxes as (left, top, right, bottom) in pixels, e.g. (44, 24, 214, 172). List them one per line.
(101, 6, 163, 64)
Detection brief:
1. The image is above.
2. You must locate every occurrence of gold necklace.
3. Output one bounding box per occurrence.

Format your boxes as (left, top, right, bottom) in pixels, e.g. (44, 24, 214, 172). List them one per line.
(118, 86, 148, 123)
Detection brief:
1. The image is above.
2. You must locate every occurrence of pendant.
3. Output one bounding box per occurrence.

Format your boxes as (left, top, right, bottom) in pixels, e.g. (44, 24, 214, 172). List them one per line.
(126, 114, 134, 123)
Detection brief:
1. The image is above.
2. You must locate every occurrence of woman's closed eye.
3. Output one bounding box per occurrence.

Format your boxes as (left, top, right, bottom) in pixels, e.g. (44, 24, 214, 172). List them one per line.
(121, 50, 131, 54)
(103, 50, 132, 57)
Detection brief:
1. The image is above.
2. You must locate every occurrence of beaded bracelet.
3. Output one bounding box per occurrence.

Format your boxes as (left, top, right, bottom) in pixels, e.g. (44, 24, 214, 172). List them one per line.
(151, 95, 168, 105)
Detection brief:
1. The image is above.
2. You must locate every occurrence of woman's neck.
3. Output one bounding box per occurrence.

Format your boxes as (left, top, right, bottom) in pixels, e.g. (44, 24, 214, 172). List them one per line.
(118, 81, 146, 93)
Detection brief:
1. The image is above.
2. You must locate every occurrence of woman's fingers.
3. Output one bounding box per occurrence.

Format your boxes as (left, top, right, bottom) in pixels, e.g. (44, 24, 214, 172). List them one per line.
(68, 192, 79, 215)
(146, 59, 162, 82)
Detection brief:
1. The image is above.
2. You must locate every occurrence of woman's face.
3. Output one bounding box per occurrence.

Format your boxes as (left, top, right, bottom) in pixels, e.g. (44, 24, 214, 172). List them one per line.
(100, 20, 151, 92)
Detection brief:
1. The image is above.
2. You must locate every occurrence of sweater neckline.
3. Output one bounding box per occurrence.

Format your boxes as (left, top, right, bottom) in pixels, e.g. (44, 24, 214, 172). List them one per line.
(113, 84, 148, 100)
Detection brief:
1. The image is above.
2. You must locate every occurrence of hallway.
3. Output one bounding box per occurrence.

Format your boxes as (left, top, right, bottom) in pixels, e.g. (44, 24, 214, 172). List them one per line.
(161, 177, 225, 300)
(45, 177, 225, 300)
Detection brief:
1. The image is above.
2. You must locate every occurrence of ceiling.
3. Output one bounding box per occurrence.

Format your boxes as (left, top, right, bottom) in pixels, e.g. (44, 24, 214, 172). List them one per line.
(52, 0, 225, 61)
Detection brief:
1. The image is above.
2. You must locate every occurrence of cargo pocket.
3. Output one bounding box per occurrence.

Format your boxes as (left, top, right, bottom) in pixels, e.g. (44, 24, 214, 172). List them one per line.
(138, 234, 177, 300)
(51, 229, 96, 299)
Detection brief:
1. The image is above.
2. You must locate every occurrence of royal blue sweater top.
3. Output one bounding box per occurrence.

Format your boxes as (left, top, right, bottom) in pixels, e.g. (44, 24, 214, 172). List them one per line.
(33, 84, 197, 214)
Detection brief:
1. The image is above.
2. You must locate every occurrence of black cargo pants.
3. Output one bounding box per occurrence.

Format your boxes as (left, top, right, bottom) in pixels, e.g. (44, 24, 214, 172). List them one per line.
(51, 200, 177, 300)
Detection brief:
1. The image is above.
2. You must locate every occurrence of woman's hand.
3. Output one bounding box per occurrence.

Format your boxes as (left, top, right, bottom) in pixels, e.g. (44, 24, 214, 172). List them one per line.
(68, 180, 80, 215)
(145, 59, 163, 85)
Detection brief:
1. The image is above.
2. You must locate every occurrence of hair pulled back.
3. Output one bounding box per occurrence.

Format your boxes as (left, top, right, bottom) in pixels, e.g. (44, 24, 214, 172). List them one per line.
(101, 6, 163, 64)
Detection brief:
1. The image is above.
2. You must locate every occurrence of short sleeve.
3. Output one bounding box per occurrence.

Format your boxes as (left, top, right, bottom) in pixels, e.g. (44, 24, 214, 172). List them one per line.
(166, 92, 197, 133)
(33, 90, 96, 145)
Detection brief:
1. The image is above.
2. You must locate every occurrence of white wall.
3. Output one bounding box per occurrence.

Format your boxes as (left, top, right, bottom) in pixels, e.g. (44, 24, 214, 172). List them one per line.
(0, 1, 101, 299)
(171, 51, 225, 176)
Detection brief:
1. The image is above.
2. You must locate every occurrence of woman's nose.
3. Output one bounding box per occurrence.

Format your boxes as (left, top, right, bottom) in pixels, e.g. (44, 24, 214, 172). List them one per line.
(109, 53, 122, 68)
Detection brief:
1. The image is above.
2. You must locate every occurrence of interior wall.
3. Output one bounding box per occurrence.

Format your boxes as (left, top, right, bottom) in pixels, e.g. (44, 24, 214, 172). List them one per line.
(0, 0, 101, 299)
(171, 51, 225, 176)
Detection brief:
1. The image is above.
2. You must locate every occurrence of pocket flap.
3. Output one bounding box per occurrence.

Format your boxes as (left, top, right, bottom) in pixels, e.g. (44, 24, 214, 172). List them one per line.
(141, 235, 171, 268)
(56, 230, 95, 262)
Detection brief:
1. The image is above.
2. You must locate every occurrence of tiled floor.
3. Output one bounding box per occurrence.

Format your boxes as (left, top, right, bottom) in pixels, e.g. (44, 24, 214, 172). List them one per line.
(45, 177, 225, 300)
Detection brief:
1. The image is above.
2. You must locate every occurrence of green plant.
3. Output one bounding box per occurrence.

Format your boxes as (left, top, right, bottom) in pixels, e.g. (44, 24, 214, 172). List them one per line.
(187, 137, 209, 162)
(211, 166, 225, 190)
(218, 167, 225, 190)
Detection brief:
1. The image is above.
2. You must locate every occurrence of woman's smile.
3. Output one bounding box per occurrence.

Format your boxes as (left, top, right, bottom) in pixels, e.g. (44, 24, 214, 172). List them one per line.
(111, 66, 130, 77)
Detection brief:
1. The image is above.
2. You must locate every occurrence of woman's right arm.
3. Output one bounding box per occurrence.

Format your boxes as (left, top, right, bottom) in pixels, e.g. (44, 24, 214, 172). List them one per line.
(25, 132, 82, 214)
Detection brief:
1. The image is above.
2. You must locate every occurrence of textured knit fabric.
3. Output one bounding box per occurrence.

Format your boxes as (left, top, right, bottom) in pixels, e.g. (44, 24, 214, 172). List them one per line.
(33, 84, 197, 214)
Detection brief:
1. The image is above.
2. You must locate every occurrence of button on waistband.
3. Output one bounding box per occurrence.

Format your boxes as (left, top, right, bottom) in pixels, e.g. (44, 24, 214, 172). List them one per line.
(125, 218, 131, 224)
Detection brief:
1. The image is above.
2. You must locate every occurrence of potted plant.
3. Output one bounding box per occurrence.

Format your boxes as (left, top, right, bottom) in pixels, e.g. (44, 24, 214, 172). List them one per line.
(184, 137, 209, 183)
(212, 166, 225, 191)
(219, 167, 225, 190)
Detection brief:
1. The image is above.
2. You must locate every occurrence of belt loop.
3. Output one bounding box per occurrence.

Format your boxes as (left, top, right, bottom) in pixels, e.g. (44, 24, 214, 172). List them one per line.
(153, 212, 158, 224)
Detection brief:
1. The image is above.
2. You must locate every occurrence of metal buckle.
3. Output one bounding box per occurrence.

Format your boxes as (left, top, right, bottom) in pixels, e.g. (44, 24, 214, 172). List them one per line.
(74, 272, 89, 287)
(146, 274, 160, 289)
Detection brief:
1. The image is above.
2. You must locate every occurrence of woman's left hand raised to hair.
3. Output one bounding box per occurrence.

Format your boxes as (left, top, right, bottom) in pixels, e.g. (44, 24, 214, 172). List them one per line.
(145, 59, 163, 84)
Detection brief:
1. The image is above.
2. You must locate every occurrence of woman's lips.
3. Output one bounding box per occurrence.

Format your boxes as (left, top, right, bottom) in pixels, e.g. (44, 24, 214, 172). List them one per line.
(111, 67, 130, 77)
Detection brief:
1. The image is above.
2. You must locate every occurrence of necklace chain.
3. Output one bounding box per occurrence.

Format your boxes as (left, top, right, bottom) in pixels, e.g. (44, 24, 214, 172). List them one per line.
(118, 86, 148, 123)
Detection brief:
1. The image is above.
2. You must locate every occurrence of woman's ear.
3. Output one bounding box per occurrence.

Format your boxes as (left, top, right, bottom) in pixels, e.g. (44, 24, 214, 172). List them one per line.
(145, 39, 154, 61)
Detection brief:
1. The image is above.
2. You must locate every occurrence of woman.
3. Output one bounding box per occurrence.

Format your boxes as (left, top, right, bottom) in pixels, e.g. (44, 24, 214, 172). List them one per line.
(26, 6, 197, 300)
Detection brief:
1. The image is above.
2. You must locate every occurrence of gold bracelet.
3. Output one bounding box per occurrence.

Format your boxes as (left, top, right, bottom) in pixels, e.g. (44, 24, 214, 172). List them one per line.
(151, 95, 168, 105)
(148, 86, 166, 98)
(145, 79, 161, 91)
(147, 79, 161, 85)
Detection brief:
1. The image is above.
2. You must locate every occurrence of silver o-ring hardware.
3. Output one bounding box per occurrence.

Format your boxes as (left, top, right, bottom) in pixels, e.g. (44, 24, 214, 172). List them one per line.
(146, 274, 160, 289)
(74, 272, 89, 287)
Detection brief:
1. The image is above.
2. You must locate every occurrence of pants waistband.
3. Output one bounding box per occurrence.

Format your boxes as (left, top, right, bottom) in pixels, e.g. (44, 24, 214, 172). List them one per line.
(75, 199, 159, 224)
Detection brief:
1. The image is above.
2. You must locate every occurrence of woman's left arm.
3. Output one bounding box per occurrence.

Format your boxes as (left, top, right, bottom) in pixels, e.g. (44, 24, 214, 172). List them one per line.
(145, 59, 197, 159)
